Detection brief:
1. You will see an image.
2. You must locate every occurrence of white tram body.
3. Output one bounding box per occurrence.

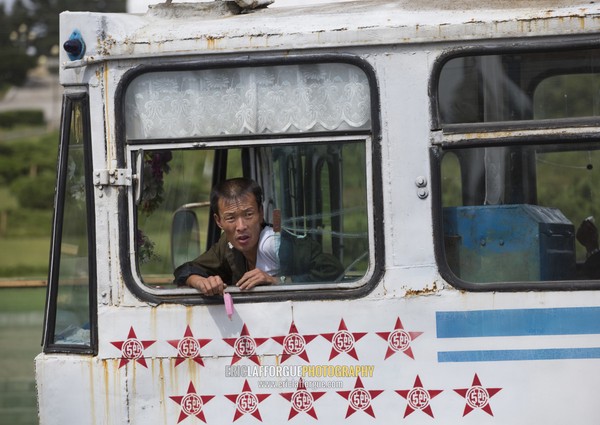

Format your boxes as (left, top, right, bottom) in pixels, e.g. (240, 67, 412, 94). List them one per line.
(36, 1, 600, 424)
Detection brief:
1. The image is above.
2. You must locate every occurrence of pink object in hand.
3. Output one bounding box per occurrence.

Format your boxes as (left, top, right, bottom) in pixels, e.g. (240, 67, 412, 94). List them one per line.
(224, 293, 234, 320)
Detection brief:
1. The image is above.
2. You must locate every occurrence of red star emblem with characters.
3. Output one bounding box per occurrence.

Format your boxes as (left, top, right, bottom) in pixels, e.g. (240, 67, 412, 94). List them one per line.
(225, 379, 270, 422)
(271, 321, 318, 363)
(223, 323, 269, 365)
(170, 381, 214, 423)
(167, 325, 212, 367)
(396, 375, 443, 418)
(280, 377, 326, 420)
(321, 319, 367, 361)
(110, 326, 156, 368)
(454, 373, 502, 417)
(336, 376, 383, 418)
(376, 317, 423, 360)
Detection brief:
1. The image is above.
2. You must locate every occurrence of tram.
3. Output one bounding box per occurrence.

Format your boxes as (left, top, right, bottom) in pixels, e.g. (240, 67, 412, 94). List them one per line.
(36, 1, 600, 423)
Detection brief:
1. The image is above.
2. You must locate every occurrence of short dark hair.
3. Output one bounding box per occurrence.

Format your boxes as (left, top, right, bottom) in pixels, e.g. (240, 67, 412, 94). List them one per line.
(210, 177, 263, 216)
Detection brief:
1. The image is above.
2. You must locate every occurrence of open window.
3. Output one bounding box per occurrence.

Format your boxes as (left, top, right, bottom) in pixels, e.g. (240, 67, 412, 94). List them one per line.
(121, 60, 379, 299)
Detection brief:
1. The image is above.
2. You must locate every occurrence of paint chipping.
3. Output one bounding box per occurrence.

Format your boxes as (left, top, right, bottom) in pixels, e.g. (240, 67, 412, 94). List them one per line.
(97, 34, 117, 56)
(404, 281, 439, 297)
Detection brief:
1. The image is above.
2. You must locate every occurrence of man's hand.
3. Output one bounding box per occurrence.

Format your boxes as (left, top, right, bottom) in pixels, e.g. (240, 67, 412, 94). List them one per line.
(236, 269, 277, 290)
(186, 275, 226, 296)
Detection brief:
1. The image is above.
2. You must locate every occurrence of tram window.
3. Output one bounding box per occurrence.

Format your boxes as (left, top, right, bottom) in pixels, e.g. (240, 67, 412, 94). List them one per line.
(124, 63, 371, 140)
(438, 48, 600, 287)
(45, 95, 94, 350)
(134, 142, 370, 290)
(440, 143, 600, 285)
(438, 48, 600, 125)
(124, 61, 374, 293)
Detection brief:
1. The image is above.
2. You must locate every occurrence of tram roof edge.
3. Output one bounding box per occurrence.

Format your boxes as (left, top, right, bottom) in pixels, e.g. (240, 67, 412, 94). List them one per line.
(59, 0, 600, 68)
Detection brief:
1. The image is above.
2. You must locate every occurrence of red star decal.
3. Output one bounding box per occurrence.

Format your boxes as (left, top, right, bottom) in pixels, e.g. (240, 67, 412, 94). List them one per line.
(454, 373, 502, 416)
(110, 326, 156, 368)
(321, 319, 367, 361)
(169, 381, 214, 423)
(396, 375, 443, 418)
(376, 317, 423, 360)
(271, 321, 318, 363)
(280, 378, 326, 420)
(167, 325, 212, 367)
(336, 376, 383, 418)
(225, 379, 270, 422)
(223, 323, 269, 365)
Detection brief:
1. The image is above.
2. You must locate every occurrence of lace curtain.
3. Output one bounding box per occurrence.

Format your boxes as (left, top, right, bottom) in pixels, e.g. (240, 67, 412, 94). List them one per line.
(125, 63, 371, 139)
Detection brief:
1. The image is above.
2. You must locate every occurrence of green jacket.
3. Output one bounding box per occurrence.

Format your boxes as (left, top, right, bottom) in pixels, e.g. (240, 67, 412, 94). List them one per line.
(173, 228, 344, 286)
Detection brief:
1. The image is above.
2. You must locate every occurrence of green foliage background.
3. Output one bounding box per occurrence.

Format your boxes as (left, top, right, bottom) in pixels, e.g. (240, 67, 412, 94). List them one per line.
(0, 128, 57, 277)
(0, 0, 127, 89)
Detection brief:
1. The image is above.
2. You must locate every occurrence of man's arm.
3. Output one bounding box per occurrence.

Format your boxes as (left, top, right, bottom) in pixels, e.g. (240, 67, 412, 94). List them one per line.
(186, 274, 226, 296)
(235, 268, 278, 290)
(173, 234, 232, 295)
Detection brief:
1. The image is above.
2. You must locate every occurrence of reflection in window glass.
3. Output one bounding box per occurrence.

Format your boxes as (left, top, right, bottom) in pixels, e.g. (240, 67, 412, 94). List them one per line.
(53, 101, 91, 345)
(438, 49, 600, 124)
(441, 143, 600, 284)
(136, 141, 369, 287)
(534, 74, 600, 119)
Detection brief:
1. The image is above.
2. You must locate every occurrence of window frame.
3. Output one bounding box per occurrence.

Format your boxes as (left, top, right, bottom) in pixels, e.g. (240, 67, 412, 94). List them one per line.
(431, 38, 600, 292)
(115, 54, 384, 305)
(430, 35, 600, 132)
(42, 91, 98, 354)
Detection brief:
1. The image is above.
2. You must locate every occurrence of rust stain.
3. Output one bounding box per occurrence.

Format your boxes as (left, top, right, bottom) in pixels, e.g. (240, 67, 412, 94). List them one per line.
(205, 35, 225, 49)
(169, 358, 179, 394)
(131, 360, 138, 406)
(103, 360, 110, 424)
(102, 359, 118, 422)
(87, 360, 96, 425)
(206, 37, 216, 49)
(97, 33, 116, 56)
(158, 360, 168, 424)
(404, 281, 439, 297)
(150, 306, 158, 336)
(189, 357, 198, 380)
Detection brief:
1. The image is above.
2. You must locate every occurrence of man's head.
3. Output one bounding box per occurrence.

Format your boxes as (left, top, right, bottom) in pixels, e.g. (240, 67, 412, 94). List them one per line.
(211, 178, 264, 258)
(210, 178, 263, 215)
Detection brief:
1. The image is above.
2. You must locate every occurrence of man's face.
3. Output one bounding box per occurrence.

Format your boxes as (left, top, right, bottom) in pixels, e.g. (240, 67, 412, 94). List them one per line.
(214, 193, 264, 256)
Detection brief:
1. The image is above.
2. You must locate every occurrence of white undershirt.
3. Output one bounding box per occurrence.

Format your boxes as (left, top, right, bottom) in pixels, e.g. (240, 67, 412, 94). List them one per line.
(256, 226, 280, 276)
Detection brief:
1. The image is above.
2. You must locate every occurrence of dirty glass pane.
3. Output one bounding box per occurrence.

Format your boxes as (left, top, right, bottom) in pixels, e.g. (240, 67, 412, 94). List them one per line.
(53, 100, 92, 345)
(441, 142, 600, 284)
(438, 48, 600, 124)
(136, 141, 369, 288)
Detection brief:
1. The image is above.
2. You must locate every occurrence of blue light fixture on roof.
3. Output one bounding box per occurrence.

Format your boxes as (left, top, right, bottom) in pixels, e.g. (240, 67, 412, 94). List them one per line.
(63, 29, 86, 61)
